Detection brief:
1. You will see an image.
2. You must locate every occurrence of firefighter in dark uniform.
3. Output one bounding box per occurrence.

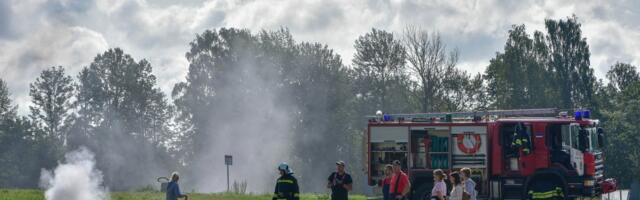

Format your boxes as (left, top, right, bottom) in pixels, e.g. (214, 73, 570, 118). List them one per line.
(273, 162, 300, 200)
(511, 123, 532, 155)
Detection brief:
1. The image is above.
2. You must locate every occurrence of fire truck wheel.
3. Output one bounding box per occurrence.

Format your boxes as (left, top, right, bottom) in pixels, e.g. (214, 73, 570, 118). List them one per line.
(412, 184, 433, 200)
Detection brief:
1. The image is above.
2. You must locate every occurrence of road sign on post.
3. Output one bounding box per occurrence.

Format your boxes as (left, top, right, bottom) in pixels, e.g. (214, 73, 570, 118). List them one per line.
(225, 155, 232, 192)
(225, 155, 233, 165)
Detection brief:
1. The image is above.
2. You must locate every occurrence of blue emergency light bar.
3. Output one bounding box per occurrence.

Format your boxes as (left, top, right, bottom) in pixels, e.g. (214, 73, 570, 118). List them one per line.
(583, 110, 591, 118)
(575, 110, 582, 120)
(574, 109, 591, 120)
(383, 114, 393, 121)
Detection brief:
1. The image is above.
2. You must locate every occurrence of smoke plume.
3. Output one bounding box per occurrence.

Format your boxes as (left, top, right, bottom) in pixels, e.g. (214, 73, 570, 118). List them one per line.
(40, 147, 109, 200)
(187, 54, 296, 193)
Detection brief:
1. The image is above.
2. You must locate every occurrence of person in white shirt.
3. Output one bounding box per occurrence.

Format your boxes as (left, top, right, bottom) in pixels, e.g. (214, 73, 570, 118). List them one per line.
(448, 171, 464, 200)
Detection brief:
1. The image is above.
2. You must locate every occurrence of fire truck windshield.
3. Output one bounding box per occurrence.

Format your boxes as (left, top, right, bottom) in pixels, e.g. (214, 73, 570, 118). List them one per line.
(571, 124, 597, 152)
(587, 127, 602, 151)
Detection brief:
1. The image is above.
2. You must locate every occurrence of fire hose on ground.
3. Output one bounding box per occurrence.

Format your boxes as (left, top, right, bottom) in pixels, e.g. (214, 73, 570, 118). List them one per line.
(157, 176, 170, 192)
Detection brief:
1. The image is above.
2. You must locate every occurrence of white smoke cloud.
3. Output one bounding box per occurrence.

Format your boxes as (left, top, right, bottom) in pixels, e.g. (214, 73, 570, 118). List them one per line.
(40, 147, 110, 200)
(186, 57, 295, 193)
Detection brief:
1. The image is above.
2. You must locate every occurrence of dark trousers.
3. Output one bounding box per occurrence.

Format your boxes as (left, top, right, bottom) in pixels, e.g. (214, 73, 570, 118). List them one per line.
(331, 194, 348, 200)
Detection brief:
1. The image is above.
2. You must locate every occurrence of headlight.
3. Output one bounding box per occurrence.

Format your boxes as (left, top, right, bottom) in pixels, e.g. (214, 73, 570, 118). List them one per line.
(584, 180, 595, 187)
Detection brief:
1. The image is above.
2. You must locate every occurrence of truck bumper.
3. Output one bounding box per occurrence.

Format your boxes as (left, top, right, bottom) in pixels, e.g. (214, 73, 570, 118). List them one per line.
(600, 178, 617, 194)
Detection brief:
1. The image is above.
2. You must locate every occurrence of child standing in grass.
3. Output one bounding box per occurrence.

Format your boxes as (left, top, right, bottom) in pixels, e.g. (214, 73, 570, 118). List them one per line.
(380, 164, 393, 200)
(166, 172, 188, 200)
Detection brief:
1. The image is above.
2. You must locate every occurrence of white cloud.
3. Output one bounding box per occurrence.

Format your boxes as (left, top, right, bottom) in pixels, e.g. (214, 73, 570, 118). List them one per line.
(1, 0, 638, 115)
(0, 22, 108, 112)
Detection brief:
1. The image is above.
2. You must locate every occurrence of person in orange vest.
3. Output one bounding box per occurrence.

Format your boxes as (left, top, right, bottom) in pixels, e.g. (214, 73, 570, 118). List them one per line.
(389, 160, 411, 200)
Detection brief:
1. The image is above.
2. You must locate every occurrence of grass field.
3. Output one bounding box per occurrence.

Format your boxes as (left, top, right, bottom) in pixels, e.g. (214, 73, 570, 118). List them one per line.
(0, 189, 369, 200)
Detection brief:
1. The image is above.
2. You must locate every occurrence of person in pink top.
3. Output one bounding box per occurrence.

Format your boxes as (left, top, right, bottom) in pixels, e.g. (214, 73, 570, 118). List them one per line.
(431, 169, 447, 200)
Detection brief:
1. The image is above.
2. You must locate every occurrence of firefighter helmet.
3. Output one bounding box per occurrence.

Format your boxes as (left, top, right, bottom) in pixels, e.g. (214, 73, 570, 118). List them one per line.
(278, 162, 294, 174)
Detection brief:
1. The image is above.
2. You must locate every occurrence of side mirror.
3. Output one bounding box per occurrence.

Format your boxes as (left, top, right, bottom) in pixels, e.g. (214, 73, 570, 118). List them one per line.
(578, 129, 589, 151)
(597, 128, 605, 148)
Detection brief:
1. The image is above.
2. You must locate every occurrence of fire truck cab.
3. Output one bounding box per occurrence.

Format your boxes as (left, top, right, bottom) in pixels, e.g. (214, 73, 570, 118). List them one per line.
(365, 108, 616, 200)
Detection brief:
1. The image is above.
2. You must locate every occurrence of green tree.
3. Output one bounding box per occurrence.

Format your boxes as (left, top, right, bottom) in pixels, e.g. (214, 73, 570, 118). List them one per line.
(403, 27, 460, 112)
(0, 79, 16, 120)
(29, 66, 75, 146)
(0, 116, 40, 188)
(598, 62, 640, 190)
(545, 16, 596, 109)
(0, 79, 17, 187)
(485, 25, 549, 109)
(172, 28, 259, 163)
(603, 81, 640, 188)
(352, 28, 408, 113)
(441, 71, 488, 111)
(75, 48, 173, 145)
(606, 62, 639, 92)
(73, 48, 175, 190)
(595, 63, 639, 115)
(0, 79, 41, 188)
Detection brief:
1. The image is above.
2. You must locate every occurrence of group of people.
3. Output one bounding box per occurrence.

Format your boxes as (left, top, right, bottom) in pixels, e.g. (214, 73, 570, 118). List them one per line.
(165, 161, 477, 200)
(378, 162, 476, 200)
(380, 160, 412, 200)
(164, 161, 354, 200)
(426, 168, 477, 200)
(273, 160, 354, 200)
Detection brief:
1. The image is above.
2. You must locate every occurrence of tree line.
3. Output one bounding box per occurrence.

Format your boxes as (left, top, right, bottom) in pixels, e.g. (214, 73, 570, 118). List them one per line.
(0, 15, 638, 190)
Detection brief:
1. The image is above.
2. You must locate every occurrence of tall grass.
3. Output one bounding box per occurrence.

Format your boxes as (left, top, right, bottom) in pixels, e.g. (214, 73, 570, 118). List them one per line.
(0, 189, 368, 200)
(231, 180, 247, 194)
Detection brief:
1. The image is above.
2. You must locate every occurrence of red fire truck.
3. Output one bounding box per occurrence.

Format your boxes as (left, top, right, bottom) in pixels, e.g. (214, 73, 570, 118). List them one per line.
(365, 108, 617, 200)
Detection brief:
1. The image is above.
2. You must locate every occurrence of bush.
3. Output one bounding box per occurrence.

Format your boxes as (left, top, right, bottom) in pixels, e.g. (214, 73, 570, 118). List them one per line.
(232, 180, 248, 194)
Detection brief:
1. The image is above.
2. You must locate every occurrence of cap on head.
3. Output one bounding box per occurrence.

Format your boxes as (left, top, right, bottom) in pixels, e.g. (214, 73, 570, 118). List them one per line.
(336, 161, 346, 166)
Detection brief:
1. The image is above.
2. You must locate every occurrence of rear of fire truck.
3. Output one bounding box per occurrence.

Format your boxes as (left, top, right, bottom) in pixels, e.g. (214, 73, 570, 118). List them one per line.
(366, 109, 493, 200)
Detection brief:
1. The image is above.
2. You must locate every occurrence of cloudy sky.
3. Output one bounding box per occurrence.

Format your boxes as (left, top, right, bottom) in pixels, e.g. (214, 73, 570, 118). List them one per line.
(1, 0, 639, 115)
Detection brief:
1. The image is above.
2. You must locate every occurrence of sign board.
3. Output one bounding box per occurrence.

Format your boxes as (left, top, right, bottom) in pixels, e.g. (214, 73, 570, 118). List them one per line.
(225, 155, 233, 165)
(370, 127, 408, 142)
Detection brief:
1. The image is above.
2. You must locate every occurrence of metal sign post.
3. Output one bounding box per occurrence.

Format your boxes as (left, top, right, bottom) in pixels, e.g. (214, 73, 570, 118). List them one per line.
(225, 155, 232, 192)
